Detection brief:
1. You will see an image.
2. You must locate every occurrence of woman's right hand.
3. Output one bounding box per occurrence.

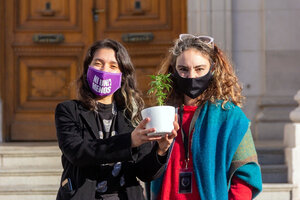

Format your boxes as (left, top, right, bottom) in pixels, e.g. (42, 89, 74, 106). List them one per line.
(131, 117, 162, 148)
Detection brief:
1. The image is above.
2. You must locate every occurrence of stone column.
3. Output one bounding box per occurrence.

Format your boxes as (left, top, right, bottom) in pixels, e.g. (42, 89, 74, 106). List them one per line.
(187, 0, 232, 53)
(284, 90, 300, 199)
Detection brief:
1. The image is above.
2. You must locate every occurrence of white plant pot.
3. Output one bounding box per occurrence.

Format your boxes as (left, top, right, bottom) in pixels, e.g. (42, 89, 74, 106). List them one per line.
(141, 105, 175, 136)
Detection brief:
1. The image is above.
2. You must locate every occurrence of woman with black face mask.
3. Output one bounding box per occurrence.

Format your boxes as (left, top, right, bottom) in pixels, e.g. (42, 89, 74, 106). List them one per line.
(149, 34, 262, 200)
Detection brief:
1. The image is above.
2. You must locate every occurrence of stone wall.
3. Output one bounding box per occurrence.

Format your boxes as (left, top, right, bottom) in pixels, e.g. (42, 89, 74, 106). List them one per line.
(255, 0, 300, 141)
(187, 0, 300, 141)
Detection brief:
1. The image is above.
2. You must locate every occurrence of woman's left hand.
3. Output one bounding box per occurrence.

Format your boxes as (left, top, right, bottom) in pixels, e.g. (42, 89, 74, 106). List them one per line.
(156, 114, 179, 156)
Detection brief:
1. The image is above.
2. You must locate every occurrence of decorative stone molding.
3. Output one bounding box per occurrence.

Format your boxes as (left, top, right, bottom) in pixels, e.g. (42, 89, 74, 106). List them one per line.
(284, 90, 300, 199)
(290, 90, 300, 123)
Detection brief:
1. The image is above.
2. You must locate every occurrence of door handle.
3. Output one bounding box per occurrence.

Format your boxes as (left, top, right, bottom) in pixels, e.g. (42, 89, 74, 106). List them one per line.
(93, 9, 105, 14)
(32, 34, 64, 43)
(92, 8, 105, 22)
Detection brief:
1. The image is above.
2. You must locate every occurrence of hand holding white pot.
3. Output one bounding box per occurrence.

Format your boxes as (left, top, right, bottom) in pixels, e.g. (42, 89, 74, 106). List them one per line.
(131, 117, 163, 148)
(141, 106, 176, 136)
(156, 114, 179, 156)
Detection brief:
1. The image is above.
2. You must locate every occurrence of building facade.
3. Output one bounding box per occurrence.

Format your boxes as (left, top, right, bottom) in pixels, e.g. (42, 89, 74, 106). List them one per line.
(0, 0, 300, 198)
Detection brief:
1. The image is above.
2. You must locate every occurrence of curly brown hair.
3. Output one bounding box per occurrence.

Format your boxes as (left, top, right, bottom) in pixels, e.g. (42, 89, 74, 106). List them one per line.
(77, 39, 144, 126)
(158, 36, 245, 108)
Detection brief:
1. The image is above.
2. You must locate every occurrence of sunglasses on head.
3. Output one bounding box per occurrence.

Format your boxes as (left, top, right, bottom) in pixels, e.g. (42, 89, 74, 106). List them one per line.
(179, 34, 214, 49)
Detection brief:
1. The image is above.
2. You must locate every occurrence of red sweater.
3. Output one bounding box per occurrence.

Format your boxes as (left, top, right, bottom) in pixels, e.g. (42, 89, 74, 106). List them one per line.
(157, 105, 253, 200)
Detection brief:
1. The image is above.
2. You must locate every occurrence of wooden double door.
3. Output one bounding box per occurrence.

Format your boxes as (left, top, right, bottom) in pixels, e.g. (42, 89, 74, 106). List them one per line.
(1, 0, 186, 141)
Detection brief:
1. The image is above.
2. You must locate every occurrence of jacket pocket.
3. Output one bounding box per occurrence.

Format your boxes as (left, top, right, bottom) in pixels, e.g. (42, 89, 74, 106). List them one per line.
(57, 179, 96, 200)
(57, 185, 75, 200)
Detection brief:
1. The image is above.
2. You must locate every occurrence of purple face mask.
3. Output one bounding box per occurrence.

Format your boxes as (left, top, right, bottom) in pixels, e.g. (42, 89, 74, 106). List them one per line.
(87, 66, 122, 96)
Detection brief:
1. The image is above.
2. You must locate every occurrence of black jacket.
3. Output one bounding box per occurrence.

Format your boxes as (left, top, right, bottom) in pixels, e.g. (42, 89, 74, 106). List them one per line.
(55, 100, 166, 200)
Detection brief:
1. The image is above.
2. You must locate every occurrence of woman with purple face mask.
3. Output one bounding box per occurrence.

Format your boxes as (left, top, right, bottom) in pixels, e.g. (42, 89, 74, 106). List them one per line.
(55, 39, 178, 200)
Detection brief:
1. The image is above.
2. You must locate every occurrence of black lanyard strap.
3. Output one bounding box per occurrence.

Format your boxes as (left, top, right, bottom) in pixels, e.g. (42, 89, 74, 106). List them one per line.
(179, 105, 202, 168)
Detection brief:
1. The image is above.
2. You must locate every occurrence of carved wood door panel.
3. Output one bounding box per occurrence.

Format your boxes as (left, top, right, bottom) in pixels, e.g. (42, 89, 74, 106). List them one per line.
(4, 0, 94, 140)
(94, 0, 187, 104)
(3, 0, 186, 141)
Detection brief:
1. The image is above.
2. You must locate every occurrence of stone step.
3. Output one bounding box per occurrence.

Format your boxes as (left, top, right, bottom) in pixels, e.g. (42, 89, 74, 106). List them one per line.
(261, 165, 287, 183)
(0, 184, 57, 200)
(0, 183, 294, 200)
(0, 143, 61, 200)
(256, 140, 285, 165)
(0, 166, 62, 186)
(255, 140, 288, 183)
(0, 143, 292, 199)
(256, 122, 288, 141)
(254, 183, 294, 200)
(0, 142, 61, 168)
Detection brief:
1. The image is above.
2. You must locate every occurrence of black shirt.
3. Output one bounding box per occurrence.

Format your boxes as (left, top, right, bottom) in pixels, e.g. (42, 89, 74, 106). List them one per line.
(95, 102, 125, 199)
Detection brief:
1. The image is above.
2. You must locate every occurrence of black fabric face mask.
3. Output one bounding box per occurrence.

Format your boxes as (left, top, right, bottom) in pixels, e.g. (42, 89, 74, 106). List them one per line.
(173, 69, 213, 99)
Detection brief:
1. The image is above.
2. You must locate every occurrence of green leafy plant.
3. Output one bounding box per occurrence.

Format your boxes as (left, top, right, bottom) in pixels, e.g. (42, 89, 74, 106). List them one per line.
(147, 73, 172, 106)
